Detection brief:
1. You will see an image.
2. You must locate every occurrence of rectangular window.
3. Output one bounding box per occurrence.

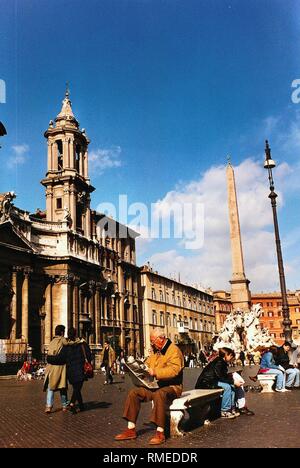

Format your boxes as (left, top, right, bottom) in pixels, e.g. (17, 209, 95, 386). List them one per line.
(173, 314, 177, 327)
(56, 198, 62, 209)
(152, 311, 157, 325)
(268, 311, 274, 317)
(160, 312, 164, 327)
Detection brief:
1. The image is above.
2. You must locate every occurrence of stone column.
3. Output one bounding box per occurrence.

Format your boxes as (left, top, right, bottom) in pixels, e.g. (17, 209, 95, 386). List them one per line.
(73, 282, 79, 332)
(44, 280, 53, 346)
(129, 275, 134, 323)
(63, 138, 69, 168)
(52, 276, 68, 331)
(21, 269, 30, 343)
(84, 149, 88, 178)
(80, 150, 84, 176)
(70, 186, 76, 229)
(101, 294, 105, 320)
(91, 291, 96, 344)
(46, 187, 53, 222)
(69, 138, 75, 169)
(47, 141, 53, 172)
(103, 295, 107, 320)
(226, 163, 251, 310)
(11, 270, 18, 340)
(95, 287, 101, 344)
(52, 142, 58, 170)
(67, 279, 73, 330)
(85, 208, 91, 239)
(120, 328, 125, 350)
(118, 265, 125, 348)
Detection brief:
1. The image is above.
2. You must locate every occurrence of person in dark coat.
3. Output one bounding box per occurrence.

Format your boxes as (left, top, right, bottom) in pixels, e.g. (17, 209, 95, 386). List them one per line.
(195, 347, 240, 418)
(239, 350, 245, 367)
(65, 327, 92, 413)
(275, 341, 300, 389)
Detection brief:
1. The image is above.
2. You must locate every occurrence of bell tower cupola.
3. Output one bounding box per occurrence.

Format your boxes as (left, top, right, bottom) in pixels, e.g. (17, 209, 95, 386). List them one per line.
(41, 87, 95, 237)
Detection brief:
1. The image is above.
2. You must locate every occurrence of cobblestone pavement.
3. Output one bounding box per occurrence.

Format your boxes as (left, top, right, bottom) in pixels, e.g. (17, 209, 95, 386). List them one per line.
(0, 366, 300, 448)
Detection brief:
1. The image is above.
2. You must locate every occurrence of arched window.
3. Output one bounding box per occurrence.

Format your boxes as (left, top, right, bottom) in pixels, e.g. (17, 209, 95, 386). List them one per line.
(75, 144, 81, 173)
(57, 140, 63, 170)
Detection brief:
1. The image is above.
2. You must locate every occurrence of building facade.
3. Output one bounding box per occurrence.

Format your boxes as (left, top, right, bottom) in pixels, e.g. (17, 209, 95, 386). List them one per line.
(140, 265, 215, 356)
(0, 91, 142, 357)
(213, 290, 233, 332)
(252, 291, 300, 345)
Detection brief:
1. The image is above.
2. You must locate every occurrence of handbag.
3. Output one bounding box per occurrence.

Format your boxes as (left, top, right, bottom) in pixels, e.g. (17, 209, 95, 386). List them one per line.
(81, 344, 94, 379)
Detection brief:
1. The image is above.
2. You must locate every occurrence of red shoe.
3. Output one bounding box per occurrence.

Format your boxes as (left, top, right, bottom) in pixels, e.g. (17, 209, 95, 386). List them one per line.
(149, 431, 166, 445)
(114, 428, 137, 441)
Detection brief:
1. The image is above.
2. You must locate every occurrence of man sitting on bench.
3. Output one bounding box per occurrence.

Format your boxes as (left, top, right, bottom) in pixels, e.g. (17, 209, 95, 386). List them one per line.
(115, 328, 184, 445)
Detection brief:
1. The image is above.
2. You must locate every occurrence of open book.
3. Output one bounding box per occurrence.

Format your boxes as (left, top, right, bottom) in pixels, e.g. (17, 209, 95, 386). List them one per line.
(124, 357, 159, 390)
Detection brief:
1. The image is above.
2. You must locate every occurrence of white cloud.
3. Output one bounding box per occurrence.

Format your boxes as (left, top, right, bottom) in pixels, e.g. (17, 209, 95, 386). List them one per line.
(143, 158, 299, 292)
(89, 146, 122, 175)
(7, 144, 29, 168)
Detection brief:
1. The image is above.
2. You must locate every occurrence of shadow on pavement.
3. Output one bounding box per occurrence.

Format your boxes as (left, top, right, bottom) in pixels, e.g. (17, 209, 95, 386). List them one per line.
(84, 401, 112, 411)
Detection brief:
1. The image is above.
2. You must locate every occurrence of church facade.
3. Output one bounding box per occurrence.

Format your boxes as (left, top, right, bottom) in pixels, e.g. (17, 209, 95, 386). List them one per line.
(0, 91, 143, 357)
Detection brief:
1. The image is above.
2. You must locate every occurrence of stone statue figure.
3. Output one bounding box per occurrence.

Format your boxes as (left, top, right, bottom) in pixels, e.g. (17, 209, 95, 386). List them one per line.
(0, 191, 16, 223)
(214, 303, 274, 355)
(63, 207, 72, 227)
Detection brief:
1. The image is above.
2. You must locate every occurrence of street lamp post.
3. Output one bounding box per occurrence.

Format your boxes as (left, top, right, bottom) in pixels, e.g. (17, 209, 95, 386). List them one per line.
(264, 140, 292, 342)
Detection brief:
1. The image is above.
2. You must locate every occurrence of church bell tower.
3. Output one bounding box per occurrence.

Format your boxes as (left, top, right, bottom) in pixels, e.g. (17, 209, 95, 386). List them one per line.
(41, 88, 95, 237)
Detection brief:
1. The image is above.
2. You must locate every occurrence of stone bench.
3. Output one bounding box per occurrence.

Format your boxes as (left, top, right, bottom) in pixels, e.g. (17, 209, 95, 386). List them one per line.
(168, 389, 223, 437)
(257, 374, 276, 393)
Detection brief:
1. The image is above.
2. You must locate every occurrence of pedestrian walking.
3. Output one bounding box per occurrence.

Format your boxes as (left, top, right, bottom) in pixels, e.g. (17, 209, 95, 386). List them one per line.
(65, 327, 92, 413)
(100, 341, 116, 384)
(43, 325, 69, 413)
(239, 350, 245, 367)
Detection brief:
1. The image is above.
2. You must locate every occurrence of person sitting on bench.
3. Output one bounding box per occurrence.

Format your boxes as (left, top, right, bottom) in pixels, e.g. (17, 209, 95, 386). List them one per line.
(259, 346, 288, 392)
(195, 347, 254, 418)
(115, 328, 184, 445)
(275, 342, 300, 389)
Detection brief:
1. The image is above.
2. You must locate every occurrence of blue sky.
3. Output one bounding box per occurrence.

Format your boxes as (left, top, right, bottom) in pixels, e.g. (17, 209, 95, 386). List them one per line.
(0, 0, 300, 291)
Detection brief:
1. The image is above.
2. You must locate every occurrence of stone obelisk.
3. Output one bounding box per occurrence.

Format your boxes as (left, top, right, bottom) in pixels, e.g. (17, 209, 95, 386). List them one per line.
(226, 159, 251, 310)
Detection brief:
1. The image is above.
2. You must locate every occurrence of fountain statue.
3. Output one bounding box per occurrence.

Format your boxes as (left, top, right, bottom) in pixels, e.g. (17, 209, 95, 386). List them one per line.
(214, 303, 274, 353)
